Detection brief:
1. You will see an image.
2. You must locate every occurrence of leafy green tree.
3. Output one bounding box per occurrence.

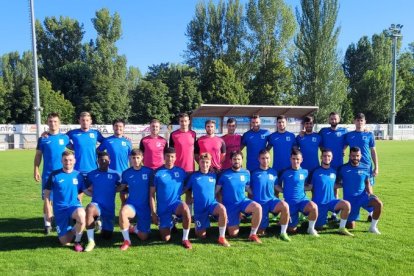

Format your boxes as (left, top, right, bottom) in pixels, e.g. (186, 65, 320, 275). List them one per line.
(39, 78, 75, 123)
(0, 78, 7, 123)
(202, 59, 249, 104)
(130, 80, 171, 124)
(293, 0, 348, 122)
(396, 45, 414, 123)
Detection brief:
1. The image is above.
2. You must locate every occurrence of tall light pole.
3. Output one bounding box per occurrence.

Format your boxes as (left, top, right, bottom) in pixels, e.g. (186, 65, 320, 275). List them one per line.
(388, 24, 403, 140)
(29, 0, 42, 139)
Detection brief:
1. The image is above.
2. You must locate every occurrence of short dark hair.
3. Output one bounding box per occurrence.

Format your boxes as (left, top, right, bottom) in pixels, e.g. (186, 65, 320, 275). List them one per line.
(47, 112, 60, 119)
(112, 118, 125, 126)
(350, 146, 361, 153)
(291, 148, 302, 156)
(251, 114, 260, 120)
(205, 120, 216, 127)
(303, 116, 313, 123)
(130, 148, 143, 156)
(321, 148, 332, 154)
(199, 152, 212, 161)
(259, 149, 270, 156)
(164, 147, 176, 155)
(230, 150, 243, 160)
(277, 115, 287, 121)
(227, 118, 236, 125)
(354, 113, 365, 120)
(329, 112, 339, 117)
(179, 113, 189, 119)
(98, 151, 109, 159)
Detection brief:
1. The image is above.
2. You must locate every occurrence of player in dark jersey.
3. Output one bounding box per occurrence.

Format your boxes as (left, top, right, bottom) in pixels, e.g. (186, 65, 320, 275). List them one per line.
(44, 151, 86, 252)
(34, 112, 70, 234)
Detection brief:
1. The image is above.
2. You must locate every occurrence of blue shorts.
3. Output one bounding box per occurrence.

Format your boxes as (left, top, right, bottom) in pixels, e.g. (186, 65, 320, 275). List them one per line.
(346, 193, 374, 222)
(259, 198, 281, 229)
(55, 205, 82, 237)
(194, 202, 219, 231)
(158, 200, 183, 229)
(225, 199, 254, 227)
(126, 204, 151, 233)
(89, 202, 115, 231)
(315, 199, 341, 227)
(287, 199, 310, 228)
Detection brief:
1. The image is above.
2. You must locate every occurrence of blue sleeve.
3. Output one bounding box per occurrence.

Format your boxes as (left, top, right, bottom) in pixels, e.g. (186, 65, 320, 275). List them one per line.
(336, 167, 343, 183)
(77, 173, 85, 193)
(292, 133, 298, 147)
(45, 173, 53, 190)
(241, 133, 247, 146)
(369, 133, 375, 148)
(97, 131, 105, 143)
(36, 137, 42, 151)
(246, 171, 251, 186)
(150, 172, 156, 187)
(97, 139, 106, 152)
(84, 174, 92, 189)
(185, 174, 193, 190)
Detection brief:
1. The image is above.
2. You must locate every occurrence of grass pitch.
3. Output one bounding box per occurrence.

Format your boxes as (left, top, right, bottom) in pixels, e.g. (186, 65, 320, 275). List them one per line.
(0, 141, 413, 275)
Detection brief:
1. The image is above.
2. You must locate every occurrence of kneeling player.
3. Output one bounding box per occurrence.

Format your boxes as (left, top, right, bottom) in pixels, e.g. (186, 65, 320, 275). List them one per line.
(337, 147, 383, 234)
(184, 153, 230, 247)
(118, 149, 153, 250)
(217, 150, 263, 243)
(44, 151, 86, 252)
(150, 148, 192, 249)
(309, 149, 353, 236)
(83, 152, 122, 252)
(277, 149, 319, 236)
(249, 150, 291, 241)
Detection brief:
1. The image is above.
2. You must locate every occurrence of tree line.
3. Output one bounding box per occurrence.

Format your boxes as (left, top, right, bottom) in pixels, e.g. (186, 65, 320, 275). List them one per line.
(0, 0, 413, 125)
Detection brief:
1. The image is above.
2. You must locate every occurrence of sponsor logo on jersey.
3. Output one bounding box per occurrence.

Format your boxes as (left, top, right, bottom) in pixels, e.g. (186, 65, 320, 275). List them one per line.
(58, 179, 65, 183)
(89, 133, 95, 138)
(59, 139, 64, 145)
(45, 141, 51, 144)
(73, 178, 79, 185)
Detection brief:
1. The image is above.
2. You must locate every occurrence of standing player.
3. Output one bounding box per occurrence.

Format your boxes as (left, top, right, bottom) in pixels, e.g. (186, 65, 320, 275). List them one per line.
(140, 119, 168, 170)
(184, 153, 230, 247)
(319, 112, 348, 170)
(44, 151, 86, 252)
(83, 152, 121, 252)
(296, 116, 321, 173)
(276, 149, 319, 236)
(194, 120, 226, 172)
(336, 147, 383, 234)
(309, 149, 353, 236)
(34, 112, 70, 234)
(267, 115, 297, 174)
(150, 148, 192, 249)
(66, 112, 104, 175)
(97, 118, 132, 204)
(248, 150, 291, 241)
(169, 113, 197, 215)
(241, 114, 270, 172)
(118, 149, 153, 251)
(216, 150, 263, 243)
(344, 113, 379, 221)
(221, 118, 242, 170)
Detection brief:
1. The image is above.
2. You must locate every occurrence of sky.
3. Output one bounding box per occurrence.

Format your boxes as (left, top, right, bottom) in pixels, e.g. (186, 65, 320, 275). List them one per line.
(0, 0, 412, 73)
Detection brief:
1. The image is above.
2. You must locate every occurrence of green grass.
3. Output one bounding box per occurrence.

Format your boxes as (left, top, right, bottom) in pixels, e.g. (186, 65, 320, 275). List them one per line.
(1, 141, 414, 275)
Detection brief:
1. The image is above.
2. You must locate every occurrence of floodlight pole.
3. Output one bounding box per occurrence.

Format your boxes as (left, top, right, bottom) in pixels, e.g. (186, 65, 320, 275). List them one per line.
(29, 0, 42, 138)
(388, 24, 402, 140)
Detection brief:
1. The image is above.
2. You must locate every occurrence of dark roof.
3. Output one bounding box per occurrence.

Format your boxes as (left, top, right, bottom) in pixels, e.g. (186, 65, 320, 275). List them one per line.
(191, 104, 319, 118)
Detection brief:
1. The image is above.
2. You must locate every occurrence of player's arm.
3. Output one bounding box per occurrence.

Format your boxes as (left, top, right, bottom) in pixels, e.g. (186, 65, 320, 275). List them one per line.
(220, 140, 226, 164)
(194, 140, 200, 164)
(275, 184, 283, 194)
(371, 147, 379, 176)
(33, 150, 42, 182)
(149, 186, 158, 225)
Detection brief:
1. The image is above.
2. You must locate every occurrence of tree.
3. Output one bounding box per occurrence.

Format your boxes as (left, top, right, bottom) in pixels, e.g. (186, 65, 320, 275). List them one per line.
(202, 59, 249, 104)
(39, 78, 75, 123)
(293, 0, 348, 122)
(396, 45, 414, 123)
(130, 80, 171, 124)
(82, 9, 131, 123)
(0, 78, 7, 123)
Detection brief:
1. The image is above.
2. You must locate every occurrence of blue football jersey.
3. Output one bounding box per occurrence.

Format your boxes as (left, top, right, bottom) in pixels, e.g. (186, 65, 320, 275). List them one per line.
(97, 135, 132, 173)
(185, 171, 217, 214)
(250, 168, 278, 204)
(319, 127, 348, 169)
(296, 132, 321, 172)
(267, 131, 297, 173)
(217, 168, 250, 206)
(122, 166, 153, 209)
(241, 129, 270, 171)
(278, 168, 308, 203)
(311, 166, 337, 205)
(86, 169, 121, 212)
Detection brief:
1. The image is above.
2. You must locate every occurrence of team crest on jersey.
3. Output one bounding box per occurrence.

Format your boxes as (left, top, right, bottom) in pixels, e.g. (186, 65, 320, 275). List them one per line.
(174, 172, 180, 178)
(269, 175, 274, 180)
(73, 178, 78, 185)
(312, 137, 317, 142)
(240, 175, 245, 181)
(358, 170, 364, 175)
(108, 174, 113, 179)
(142, 174, 148, 180)
(59, 139, 64, 145)
(299, 174, 305, 180)
(156, 142, 162, 147)
(209, 177, 215, 183)
(122, 141, 126, 146)
(89, 133, 95, 138)
(363, 136, 368, 140)
(286, 136, 291, 141)
(330, 173, 335, 179)
(336, 132, 342, 137)
(261, 134, 266, 139)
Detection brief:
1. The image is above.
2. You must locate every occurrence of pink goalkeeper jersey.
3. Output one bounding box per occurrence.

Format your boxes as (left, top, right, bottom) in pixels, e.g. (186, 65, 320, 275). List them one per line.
(195, 136, 226, 170)
(169, 129, 197, 172)
(221, 134, 242, 170)
(139, 135, 168, 169)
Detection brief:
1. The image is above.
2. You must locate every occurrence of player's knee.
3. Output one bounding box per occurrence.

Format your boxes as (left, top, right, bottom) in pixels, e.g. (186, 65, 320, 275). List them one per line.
(253, 202, 262, 213)
(281, 201, 289, 213)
